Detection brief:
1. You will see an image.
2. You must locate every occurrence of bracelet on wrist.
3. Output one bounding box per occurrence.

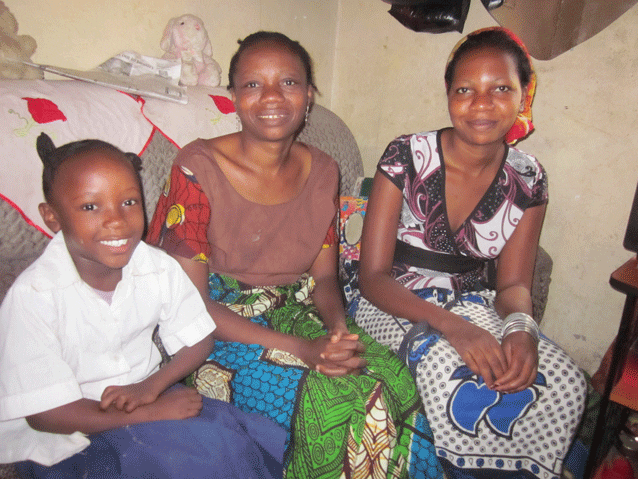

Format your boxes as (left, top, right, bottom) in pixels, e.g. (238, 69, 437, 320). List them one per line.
(502, 312, 539, 343)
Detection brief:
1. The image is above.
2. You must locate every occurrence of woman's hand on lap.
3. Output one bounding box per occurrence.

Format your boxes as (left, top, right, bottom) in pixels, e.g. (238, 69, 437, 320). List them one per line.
(444, 318, 507, 389)
(326, 325, 365, 352)
(327, 323, 354, 341)
(322, 333, 365, 362)
(493, 331, 538, 393)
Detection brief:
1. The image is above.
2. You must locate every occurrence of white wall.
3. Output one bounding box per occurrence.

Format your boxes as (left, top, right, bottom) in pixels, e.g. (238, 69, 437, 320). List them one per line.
(8, 0, 638, 373)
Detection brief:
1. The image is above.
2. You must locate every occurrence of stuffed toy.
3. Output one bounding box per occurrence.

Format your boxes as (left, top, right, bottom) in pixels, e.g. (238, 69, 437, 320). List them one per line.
(0, 1, 43, 79)
(160, 14, 222, 87)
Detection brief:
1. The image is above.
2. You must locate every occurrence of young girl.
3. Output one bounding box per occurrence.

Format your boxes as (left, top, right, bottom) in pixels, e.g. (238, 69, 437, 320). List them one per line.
(0, 133, 285, 479)
(353, 28, 586, 478)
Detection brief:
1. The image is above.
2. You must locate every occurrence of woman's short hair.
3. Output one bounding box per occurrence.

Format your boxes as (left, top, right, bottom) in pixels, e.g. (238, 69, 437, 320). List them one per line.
(227, 31, 316, 91)
(444, 29, 533, 92)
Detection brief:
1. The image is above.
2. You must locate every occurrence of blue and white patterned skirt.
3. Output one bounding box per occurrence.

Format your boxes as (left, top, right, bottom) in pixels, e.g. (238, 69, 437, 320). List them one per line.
(353, 287, 586, 479)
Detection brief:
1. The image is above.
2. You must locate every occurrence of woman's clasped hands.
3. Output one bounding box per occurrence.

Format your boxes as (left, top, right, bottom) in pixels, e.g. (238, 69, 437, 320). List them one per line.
(299, 327, 367, 377)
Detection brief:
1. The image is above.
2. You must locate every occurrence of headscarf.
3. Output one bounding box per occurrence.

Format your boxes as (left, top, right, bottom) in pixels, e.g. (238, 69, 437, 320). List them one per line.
(445, 27, 536, 145)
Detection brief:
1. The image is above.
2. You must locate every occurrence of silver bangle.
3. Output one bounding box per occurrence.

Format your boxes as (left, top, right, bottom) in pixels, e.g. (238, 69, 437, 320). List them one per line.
(502, 312, 539, 343)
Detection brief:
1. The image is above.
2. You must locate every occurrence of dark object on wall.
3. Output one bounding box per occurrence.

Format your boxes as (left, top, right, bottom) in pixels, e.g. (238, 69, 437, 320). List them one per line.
(484, 0, 638, 60)
(623, 180, 638, 252)
(384, 0, 471, 34)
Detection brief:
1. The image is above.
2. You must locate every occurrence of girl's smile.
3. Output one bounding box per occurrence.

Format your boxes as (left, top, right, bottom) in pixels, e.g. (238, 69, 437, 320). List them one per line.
(100, 238, 129, 248)
(41, 150, 145, 291)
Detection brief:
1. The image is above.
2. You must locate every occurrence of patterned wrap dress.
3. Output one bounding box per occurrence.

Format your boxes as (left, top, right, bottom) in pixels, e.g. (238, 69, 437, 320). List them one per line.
(352, 130, 587, 479)
(147, 140, 443, 479)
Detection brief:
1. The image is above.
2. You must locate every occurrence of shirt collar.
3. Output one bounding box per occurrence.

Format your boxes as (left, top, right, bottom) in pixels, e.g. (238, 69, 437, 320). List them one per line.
(32, 232, 163, 291)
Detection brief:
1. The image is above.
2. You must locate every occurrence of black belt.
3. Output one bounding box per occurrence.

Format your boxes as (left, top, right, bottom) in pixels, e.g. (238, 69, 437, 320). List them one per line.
(393, 240, 487, 274)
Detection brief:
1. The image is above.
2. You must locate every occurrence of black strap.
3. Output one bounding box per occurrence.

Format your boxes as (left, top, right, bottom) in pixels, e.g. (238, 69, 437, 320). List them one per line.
(393, 240, 486, 274)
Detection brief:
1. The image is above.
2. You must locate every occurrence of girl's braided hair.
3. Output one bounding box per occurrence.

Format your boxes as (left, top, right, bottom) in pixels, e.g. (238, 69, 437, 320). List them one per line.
(37, 132, 143, 205)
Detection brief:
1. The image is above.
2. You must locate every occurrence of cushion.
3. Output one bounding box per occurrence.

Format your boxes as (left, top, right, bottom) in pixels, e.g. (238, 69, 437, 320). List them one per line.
(339, 195, 368, 306)
(0, 80, 154, 236)
(0, 81, 239, 237)
(140, 86, 239, 148)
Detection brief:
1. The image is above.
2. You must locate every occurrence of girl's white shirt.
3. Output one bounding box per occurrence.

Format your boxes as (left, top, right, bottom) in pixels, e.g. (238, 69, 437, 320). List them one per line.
(0, 232, 216, 466)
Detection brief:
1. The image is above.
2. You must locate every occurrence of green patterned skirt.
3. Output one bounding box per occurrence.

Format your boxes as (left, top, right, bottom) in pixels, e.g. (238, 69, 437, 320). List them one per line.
(188, 273, 442, 479)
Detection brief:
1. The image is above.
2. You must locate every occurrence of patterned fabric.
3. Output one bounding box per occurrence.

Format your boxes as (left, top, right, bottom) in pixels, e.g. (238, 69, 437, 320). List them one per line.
(147, 165, 211, 263)
(378, 130, 547, 292)
(355, 291, 586, 479)
(338, 196, 367, 262)
(322, 194, 339, 249)
(352, 131, 586, 478)
(188, 273, 443, 479)
(338, 197, 368, 307)
(445, 27, 537, 146)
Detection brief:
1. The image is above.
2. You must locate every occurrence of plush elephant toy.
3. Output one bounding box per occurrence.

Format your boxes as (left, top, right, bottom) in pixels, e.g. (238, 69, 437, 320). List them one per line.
(160, 14, 222, 87)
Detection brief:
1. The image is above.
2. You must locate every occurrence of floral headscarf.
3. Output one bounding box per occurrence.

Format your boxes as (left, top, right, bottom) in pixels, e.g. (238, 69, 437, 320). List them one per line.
(446, 27, 536, 145)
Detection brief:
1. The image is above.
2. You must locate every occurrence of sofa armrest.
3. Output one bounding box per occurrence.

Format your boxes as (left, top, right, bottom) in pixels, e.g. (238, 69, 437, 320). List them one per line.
(298, 104, 364, 196)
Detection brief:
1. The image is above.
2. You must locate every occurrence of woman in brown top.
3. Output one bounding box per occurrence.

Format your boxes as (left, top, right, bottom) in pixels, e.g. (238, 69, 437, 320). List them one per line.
(148, 31, 442, 478)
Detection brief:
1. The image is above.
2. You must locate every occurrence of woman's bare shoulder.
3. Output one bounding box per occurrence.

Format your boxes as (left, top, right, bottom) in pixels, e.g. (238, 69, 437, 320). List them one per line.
(202, 133, 240, 157)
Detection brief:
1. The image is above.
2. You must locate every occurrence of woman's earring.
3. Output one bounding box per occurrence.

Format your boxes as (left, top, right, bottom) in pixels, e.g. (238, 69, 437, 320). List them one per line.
(519, 103, 525, 113)
(305, 104, 310, 124)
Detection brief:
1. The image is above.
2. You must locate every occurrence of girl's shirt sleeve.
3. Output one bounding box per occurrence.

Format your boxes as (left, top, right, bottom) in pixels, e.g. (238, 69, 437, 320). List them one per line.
(147, 165, 212, 263)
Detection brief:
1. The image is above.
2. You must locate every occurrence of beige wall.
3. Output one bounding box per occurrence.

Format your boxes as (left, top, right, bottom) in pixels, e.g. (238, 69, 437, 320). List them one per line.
(7, 0, 337, 107)
(8, 0, 638, 373)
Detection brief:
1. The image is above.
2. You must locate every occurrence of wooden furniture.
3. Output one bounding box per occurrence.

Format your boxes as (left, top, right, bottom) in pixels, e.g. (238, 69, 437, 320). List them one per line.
(584, 256, 638, 477)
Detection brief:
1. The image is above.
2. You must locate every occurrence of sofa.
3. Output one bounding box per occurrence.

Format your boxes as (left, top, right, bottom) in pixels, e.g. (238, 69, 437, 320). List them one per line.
(0, 79, 552, 477)
(0, 79, 366, 301)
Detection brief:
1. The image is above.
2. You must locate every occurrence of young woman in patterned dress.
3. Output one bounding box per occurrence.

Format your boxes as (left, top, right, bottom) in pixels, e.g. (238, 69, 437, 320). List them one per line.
(353, 28, 586, 479)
